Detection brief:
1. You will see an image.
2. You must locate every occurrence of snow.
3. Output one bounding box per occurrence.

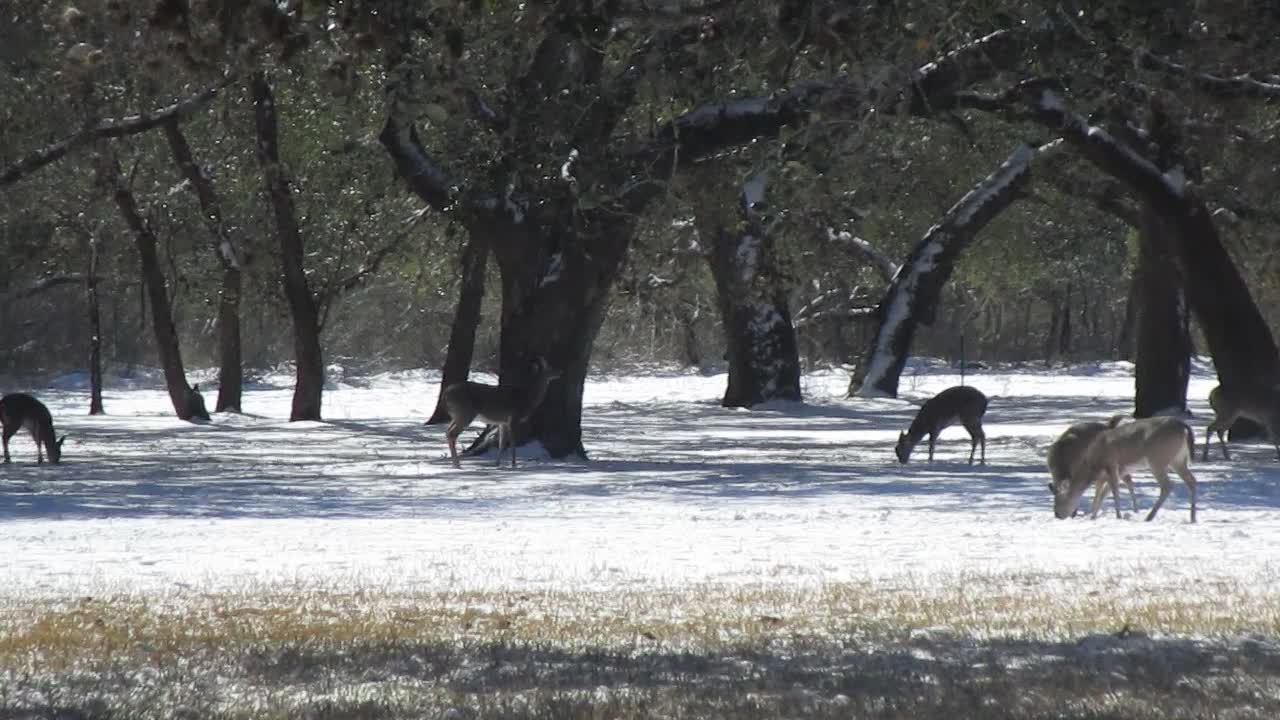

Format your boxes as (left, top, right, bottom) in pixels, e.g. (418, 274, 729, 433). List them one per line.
(2, 360, 1279, 603)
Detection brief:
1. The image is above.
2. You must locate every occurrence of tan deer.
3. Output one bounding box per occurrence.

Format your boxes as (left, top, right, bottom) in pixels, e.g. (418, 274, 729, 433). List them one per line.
(1045, 415, 1135, 518)
(443, 357, 562, 469)
(1202, 384, 1280, 462)
(895, 385, 987, 464)
(0, 393, 66, 464)
(1051, 416, 1198, 523)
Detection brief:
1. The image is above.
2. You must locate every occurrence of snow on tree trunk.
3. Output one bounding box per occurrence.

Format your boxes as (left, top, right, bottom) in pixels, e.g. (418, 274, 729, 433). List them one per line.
(1023, 87, 1280, 391)
(252, 72, 323, 422)
(1133, 207, 1191, 418)
(427, 233, 489, 425)
(851, 142, 1050, 398)
(696, 172, 801, 408)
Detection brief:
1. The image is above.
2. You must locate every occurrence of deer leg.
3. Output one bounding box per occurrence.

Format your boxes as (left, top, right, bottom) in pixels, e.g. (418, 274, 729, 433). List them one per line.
(495, 423, 506, 468)
(1109, 475, 1123, 519)
(1202, 424, 1212, 462)
(506, 423, 517, 469)
(1145, 465, 1173, 522)
(1122, 473, 1138, 513)
(446, 423, 463, 469)
(1174, 462, 1198, 524)
(1088, 468, 1113, 519)
(2, 428, 10, 463)
(34, 430, 42, 464)
(927, 433, 937, 463)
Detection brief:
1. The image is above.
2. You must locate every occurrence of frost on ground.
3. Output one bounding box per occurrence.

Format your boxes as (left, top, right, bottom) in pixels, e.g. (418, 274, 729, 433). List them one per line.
(1, 359, 1279, 718)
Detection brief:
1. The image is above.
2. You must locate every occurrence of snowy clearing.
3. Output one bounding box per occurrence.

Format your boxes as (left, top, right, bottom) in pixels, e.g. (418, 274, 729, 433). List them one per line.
(2, 358, 1279, 604)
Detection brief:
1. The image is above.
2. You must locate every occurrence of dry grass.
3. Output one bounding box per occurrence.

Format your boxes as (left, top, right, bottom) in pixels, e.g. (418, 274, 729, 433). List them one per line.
(2, 573, 1279, 719)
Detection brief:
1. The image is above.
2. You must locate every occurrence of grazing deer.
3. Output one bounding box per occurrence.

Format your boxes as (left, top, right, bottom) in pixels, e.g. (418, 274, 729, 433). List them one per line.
(895, 385, 987, 464)
(1202, 384, 1280, 462)
(0, 393, 66, 464)
(1046, 415, 1136, 518)
(443, 357, 562, 469)
(1051, 416, 1198, 523)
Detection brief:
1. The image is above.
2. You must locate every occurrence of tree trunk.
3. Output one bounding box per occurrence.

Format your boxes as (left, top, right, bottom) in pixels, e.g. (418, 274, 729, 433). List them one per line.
(481, 209, 636, 459)
(852, 141, 1055, 397)
(162, 118, 244, 413)
(1133, 207, 1191, 417)
(252, 71, 323, 421)
(103, 155, 201, 420)
(426, 232, 489, 424)
(694, 172, 801, 407)
(87, 232, 104, 415)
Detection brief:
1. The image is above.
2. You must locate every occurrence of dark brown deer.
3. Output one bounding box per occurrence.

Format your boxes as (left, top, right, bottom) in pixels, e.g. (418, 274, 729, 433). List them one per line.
(0, 393, 66, 464)
(895, 385, 987, 464)
(443, 358, 561, 468)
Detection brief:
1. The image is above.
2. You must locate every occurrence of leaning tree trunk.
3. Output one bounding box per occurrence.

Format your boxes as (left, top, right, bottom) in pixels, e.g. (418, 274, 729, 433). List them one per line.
(693, 171, 801, 407)
(103, 155, 203, 420)
(852, 141, 1058, 397)
(1016, 85, 1280, 391)
(1133, 207, 1192, 417)
(163, 118, 244, 413)
(252, 71, 323, 421)
(86, 231, 104, 415)
(426, 233, 489, 425)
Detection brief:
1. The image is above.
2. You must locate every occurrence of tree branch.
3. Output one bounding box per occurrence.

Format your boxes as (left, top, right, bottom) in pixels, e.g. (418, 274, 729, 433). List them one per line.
(1137, 50, 1280, 98)
(0, 73, 235, 187)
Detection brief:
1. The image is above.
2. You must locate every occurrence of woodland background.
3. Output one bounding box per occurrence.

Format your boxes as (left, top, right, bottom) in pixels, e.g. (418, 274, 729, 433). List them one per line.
(3, 0, 1279, 452)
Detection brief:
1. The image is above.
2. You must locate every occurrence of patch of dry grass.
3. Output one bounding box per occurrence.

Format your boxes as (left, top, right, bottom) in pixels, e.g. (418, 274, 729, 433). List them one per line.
(2, 573, 1278, 719)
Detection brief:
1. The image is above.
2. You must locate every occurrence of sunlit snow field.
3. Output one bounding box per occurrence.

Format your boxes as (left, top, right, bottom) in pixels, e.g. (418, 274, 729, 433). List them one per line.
(3, 358, 1279, 603)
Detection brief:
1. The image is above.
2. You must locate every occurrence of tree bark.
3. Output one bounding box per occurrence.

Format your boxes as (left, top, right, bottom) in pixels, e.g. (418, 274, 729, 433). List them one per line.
(162, 118, 244, 412)
(87, 232, 104, 416)
(852, 141, 1058, 397)
(252, 71, 323, 421)
(1133, 207, 1192, 417)
(1013, 84, 1280, 391)
(426, 233, 489, 425)
(694, 172, 801, 407)
(103, 156, 202, 420)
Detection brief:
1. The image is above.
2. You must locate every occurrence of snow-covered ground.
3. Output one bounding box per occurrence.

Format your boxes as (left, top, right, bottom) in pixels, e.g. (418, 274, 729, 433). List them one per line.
(2, 359, 1279, 602)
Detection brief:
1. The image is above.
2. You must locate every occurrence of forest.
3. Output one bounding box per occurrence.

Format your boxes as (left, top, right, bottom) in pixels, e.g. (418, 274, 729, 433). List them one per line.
(4, 0, 1280, 457)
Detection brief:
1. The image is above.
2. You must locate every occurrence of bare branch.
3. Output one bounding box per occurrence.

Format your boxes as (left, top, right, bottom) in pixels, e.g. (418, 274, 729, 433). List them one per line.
(825, 229, 900, 282)
(1137, 50, 1280, 98)
(1, 73, 235, 187)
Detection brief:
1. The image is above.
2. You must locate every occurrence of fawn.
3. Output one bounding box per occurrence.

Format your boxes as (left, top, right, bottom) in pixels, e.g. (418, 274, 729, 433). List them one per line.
(1051, 416, 1198, 523)
(443, 357, 562, 468)
(894, 385, 987, 464)
(0, 393, 66, 464)
(1202, 384, 1280, 461)
(1046, 415, 1136, 518)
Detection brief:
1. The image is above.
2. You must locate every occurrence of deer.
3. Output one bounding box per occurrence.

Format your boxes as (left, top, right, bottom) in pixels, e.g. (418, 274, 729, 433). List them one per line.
(443, 357, 562, 469)
(894, 385, 987, 465)
(1201, 384, 1280, 462)
(0, 393, 66, 464)
(1050, 416, 1198, 523)
(1046, 415, 1136, 519)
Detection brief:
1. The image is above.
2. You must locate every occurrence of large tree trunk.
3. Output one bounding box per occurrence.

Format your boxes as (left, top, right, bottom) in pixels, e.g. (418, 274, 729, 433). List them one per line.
(426, 233, 489, 425)
(852, 141, 1056, 397)
(480, 209, 635, 459)
(1133, 207, 1192, 417)
(252, 71, 323, 421)
(693, 171, 801, 407)
(104, 156, 203, 420)
(1016, 86, 1280, 390)
(162, 118, 244, 413)
(86, 232, 104, 415)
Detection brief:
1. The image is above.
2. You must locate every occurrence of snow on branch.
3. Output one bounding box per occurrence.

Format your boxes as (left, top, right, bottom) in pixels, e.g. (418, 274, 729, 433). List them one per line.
(1137, 50, 1280, 98)
(826, 229, 900, 282)
(0, 74, 235, 188)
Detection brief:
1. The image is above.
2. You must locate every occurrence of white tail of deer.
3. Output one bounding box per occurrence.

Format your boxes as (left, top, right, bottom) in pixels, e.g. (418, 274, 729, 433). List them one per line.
(1046, 415, 1136, 518)
(1052, 416, 1198, 523)
(0, 393, 66, 464)
(443, 357, 562, 468)
(895, 385, 987, 464)
(1202, 384, 1280, 461)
